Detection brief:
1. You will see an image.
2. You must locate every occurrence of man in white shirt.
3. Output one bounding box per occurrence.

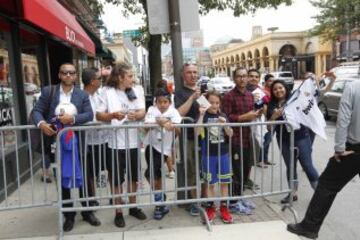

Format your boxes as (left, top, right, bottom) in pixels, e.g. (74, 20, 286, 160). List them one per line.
(32, 63, 99, 232)
(82, 67, 108, 206)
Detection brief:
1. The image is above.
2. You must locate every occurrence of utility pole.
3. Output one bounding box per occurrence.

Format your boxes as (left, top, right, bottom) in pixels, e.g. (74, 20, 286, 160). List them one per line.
(168, 0, 186, 200)
(345, 8, 352, 62)
(168, 0, 183, 90)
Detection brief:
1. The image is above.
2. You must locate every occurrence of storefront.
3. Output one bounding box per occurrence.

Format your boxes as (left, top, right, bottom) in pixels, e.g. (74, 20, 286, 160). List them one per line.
(0, 0, 106, 200)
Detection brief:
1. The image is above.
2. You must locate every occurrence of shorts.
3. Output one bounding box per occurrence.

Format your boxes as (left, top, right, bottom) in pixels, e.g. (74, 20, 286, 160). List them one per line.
(144, 146, 168, 180)
(106, 147, 139, 187)
(86, 143, 107, 178)
(202, 153, 232, 184)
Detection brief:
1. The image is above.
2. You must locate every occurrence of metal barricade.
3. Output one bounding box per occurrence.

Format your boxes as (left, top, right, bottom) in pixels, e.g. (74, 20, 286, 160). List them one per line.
(55, 120, 297, 238)
(0, 125, 59, 211)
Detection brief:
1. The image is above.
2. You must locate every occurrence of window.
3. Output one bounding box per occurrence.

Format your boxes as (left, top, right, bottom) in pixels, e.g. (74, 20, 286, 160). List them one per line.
(0, 23, 16, 149)
(331, 81, 345, 93)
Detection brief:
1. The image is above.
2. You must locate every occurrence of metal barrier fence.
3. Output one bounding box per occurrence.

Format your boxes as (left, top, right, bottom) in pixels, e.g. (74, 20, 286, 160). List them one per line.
(55, 121, 297, 238)
(0, 121, 297, 239)
(0, 125, 59, 211)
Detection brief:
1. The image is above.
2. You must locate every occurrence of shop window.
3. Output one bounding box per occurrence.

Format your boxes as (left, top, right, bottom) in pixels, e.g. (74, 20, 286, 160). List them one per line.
(21, 48, 41, 119)
(0, 29, 16, 149)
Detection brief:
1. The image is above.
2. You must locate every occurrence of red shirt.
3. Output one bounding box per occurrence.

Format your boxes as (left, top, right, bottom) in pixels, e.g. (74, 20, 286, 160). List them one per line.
(222, 88, 254, 148)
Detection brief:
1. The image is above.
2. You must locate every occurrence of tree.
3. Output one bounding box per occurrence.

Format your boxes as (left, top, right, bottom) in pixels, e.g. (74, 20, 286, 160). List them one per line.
(310, 0, 360, 60)
(100, 0, 293, 94)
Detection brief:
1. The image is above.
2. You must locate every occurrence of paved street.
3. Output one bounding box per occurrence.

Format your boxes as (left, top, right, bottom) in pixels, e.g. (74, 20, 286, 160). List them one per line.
(284, 120, 360, 240)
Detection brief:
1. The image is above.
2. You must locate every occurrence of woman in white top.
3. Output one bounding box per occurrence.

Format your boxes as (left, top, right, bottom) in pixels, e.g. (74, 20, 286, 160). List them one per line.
(96, 62, 147, 228)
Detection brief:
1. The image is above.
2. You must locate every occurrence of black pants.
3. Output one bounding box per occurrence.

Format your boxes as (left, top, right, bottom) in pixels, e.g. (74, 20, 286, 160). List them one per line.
(301, 142, 360, 233)
(62, 187, 93, 220)
(231, 147, 251, 198)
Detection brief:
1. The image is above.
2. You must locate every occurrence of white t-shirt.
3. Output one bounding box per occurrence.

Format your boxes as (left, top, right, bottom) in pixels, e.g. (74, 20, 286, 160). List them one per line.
(143, 106, 182, 156)
(86, 88, 108, 145)
(97, 87, 145, 149)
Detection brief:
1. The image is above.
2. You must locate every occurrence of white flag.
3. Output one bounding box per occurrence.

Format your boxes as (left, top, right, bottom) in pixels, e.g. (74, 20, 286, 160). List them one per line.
(284, 78, 327, 140)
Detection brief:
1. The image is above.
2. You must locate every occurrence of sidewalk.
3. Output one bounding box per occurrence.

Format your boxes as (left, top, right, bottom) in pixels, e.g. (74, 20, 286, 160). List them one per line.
(4, 221, 301, 240)
(0, 150, 297, 239)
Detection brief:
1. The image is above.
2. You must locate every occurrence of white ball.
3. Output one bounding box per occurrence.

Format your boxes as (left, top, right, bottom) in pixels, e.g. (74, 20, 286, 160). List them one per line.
(55, 102, 77, 116)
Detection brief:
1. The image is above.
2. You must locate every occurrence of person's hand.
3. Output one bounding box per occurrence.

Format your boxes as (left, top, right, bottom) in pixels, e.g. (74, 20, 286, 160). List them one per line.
(333, 150, 354, 162)
(58, 114, 75, 125)
(199, 106, 207, 116)
(127, 111, 137, 121)
(192, 88, 201, 100)
(271, 107, 283, 120)
(112, 111, 126, 121)
(218, 116, 226, 123)
(39, 122, 56, 136)
(156, 117, 170, 127)
(323, 71, 336, 81)
(247, 110, 261, 121)
(163, 121, 174, 131)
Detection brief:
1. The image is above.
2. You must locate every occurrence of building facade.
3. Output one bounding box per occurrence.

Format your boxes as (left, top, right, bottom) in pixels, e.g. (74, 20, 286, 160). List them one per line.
(211, 31, 332, 78)
(0, 0, 114, 201)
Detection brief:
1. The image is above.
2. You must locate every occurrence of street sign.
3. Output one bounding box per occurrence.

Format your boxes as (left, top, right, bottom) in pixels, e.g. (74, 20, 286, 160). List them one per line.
(147, 0, 200, 34)
(123, 29, 141, 38)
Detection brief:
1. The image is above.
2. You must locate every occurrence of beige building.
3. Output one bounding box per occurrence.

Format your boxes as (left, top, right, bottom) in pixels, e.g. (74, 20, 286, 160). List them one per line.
(211, 31, 332, 78)
(104, 33, 132, 64)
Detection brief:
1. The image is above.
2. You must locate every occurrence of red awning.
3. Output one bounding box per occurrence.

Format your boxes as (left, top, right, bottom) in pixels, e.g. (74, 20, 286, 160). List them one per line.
(22, 0, 95, 55)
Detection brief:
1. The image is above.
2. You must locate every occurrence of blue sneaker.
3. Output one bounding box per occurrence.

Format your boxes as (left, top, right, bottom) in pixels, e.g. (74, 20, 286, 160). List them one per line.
(240, 199, 256, 210)
(229, 201, 252, 215)
(189, 204, 200, 216)
(153, 206, 170, 220)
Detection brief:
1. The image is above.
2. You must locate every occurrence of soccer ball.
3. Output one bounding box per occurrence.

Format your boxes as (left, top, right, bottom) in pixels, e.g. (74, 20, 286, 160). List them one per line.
(55, 102, 77, 116)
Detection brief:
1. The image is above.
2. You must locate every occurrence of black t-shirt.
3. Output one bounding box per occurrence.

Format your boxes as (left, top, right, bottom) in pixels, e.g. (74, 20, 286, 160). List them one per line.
(175, 86, 199, 139)
(202, 111, 229, 156)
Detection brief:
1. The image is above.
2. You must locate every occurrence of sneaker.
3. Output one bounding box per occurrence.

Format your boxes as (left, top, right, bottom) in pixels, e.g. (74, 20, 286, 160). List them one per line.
(229, 201, 252, 215)
(188, 204, 200, 216)
(240, 199, 256, 210)
(244, 179, 260, 190)
(281, 194, 298, 204)
(129, 207, 147, 220)
(41, 176, 52, 183)
(264, 161, 275, 165)
(114, 213, 125, 228)
(219, 206, 233, 224)
(205, 206, 216, 222)
(256, 162, 268, 168)
(167, 170, 175, 179)
(153, 206, 170, 220)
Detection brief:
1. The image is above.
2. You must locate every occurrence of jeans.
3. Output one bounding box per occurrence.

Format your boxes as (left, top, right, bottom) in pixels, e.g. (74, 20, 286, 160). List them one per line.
(301, 143, 360, 233)
(278, 135, 319, 190)
(259, 131, 273, 162)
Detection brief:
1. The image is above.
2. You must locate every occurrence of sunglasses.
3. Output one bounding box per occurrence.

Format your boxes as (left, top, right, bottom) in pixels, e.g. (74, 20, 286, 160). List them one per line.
(60, 71, 76, 76)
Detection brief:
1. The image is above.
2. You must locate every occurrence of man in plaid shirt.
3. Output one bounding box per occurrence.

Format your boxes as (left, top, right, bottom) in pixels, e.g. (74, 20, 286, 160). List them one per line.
(222, 67, 262, 212)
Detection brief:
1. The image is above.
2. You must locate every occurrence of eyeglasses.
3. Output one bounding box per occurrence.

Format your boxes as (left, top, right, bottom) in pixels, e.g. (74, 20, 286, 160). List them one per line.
(60, 71, 76, 76)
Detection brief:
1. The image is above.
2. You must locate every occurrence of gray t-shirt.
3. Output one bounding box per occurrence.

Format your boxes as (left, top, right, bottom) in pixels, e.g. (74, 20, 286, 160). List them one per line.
(334, 80, 360, 152)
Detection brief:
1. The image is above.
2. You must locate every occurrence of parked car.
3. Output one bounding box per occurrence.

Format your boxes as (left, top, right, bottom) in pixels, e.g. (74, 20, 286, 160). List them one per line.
(272, 71, 295, 90)
(318, 78, 357, 120)
(320, 62, 360, 88)
(207, 76, 235, 94)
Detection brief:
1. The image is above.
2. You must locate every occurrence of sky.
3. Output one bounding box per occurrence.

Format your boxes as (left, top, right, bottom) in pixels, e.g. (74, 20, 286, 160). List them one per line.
(102, 0, 319, 47)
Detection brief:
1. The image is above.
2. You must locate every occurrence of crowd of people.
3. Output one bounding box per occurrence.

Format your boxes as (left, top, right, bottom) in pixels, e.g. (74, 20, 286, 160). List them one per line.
(32, 61, 341, 237)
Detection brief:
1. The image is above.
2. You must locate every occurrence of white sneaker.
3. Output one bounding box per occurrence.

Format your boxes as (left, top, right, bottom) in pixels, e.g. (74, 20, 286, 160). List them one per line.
(167, 171, 175, 179)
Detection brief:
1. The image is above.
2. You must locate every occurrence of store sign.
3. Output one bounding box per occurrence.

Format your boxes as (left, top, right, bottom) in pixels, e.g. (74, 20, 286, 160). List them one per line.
(65, 25, 85, 49)
(0, 103, 12, 127)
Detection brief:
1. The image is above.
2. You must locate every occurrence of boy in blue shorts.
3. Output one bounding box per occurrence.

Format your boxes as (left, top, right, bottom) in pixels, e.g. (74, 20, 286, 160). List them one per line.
(197, 91, 234, 223)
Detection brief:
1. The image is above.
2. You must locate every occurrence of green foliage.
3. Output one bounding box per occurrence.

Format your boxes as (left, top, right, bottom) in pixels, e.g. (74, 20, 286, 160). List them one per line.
(310, 0, 360, 40)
